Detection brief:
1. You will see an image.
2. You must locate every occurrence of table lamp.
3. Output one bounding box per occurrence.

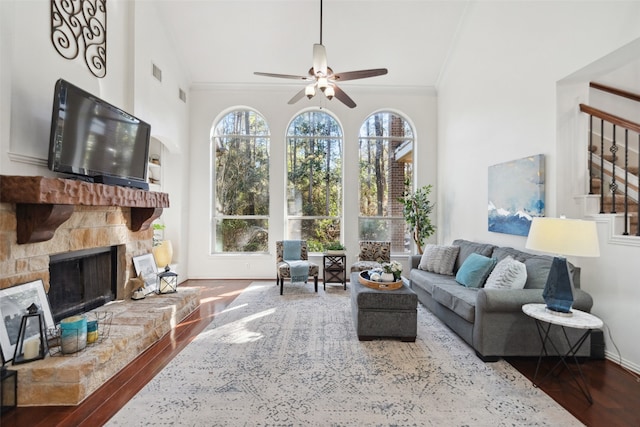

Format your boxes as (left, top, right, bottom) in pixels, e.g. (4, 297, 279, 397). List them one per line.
(525, 216, 600, 316)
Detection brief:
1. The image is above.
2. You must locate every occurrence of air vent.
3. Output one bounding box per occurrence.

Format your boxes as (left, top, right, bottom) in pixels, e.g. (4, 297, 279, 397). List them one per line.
(178, 88, 187, 103)
(152, 63, 162, 82)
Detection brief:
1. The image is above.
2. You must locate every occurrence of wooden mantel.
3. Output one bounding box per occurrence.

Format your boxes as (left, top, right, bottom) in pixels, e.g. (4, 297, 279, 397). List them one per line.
(0, 175, 170, 244)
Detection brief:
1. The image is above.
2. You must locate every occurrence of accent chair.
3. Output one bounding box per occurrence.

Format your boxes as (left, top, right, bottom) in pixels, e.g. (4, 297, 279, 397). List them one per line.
(275, 240, 319, 295)
(350, 240, 391, 273)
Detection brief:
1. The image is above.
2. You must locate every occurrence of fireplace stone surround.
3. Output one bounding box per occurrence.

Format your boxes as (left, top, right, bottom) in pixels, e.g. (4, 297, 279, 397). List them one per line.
(0, 175, 196, 406)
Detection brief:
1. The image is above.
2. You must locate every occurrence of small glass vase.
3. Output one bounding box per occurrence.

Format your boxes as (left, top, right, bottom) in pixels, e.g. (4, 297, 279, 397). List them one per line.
(381, 272, 395, 282)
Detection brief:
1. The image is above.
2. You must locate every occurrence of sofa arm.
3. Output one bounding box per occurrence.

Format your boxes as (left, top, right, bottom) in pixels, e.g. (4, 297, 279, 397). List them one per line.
(411, 255, 422, 269)
(476, 288, 594, 313)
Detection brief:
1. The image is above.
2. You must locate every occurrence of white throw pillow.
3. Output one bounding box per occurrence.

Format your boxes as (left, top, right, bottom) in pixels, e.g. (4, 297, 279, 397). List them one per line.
(484, 256, 527, 289)
(418, 244, 460, 276)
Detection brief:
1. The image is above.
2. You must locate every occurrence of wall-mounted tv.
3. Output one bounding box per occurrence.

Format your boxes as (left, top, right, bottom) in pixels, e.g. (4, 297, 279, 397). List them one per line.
(47, 79, 151, 190)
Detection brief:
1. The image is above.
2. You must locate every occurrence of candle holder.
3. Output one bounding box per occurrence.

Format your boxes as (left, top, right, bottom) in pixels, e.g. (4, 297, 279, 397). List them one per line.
(12, 303, 48, 364)
(158, 266, 178, 294)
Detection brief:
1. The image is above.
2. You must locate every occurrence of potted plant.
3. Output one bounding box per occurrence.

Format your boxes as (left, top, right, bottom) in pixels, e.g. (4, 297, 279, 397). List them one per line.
(398, 179, 435, 254)
(325, 242, 346, 255)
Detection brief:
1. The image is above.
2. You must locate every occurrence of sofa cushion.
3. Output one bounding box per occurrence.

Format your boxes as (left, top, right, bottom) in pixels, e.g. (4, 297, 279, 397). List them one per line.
(492, 247, 554, 289)
(455, 253, 497, 288)
(431, 283, 478, 322)
(485, 256, 527, 289)
(410, 269, 458, 295)
(451, 239, 497, 273)
(418, 244, 460, 275)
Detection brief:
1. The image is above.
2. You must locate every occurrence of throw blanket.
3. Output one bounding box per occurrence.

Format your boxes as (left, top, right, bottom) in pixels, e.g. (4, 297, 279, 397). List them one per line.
(283, 240, 309, 283)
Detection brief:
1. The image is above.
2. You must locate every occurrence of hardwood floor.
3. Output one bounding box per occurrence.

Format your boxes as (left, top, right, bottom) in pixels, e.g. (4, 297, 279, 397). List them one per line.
(2, 279, 639, 426)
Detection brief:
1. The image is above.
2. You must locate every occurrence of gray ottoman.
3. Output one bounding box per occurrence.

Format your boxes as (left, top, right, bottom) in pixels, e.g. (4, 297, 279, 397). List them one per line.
(350, 272, 417, 342)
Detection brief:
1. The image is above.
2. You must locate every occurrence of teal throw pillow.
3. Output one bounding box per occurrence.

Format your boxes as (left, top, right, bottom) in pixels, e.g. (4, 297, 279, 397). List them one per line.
(455, 253, 497, 288)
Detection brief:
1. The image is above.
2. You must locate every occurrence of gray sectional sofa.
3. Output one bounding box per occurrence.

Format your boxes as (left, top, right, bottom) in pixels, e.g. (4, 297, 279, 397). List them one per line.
(409, 239, 595, 361)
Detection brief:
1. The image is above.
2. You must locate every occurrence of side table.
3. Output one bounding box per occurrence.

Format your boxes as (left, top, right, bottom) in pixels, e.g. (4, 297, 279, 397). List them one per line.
(522, 303, 603, 404)
(323, 254, 346, 290)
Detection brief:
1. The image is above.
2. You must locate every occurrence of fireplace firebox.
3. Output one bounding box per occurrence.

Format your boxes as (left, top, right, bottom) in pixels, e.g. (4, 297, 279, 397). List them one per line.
(49, 247, 117, 322)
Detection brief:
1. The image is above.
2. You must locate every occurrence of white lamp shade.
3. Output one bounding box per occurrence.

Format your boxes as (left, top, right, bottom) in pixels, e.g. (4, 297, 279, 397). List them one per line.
(152, 240, 173, 267)
(525, 217, 600, 257)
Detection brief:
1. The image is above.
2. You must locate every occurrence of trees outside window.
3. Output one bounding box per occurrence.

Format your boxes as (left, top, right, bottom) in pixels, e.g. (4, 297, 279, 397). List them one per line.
(286, 111, 343, 252)
(212, 109, 269, 253)
(358, 112, 414, 253)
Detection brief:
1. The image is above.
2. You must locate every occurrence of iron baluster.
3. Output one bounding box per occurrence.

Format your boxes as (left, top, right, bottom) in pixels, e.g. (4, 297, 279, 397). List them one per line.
(610, 124, 617, 213)
(623, 129, 629, 235)
(600, 119, 605, 214)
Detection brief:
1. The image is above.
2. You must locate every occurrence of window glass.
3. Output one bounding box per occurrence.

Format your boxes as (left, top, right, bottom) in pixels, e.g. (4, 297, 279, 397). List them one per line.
(358, 112, 413, 253)
(212, 109, 269, 253)
(286, 110, 343, 252)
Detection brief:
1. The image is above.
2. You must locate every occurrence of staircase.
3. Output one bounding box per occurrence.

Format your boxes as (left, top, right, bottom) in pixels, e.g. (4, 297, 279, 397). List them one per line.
(581, 82, 640, 236)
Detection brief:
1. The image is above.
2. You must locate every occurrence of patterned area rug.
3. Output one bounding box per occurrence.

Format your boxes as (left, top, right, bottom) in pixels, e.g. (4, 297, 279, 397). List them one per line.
(107, 282, 583, 426)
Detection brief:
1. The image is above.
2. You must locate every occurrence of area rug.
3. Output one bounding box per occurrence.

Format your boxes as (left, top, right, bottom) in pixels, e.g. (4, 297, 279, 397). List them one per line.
(107, 282, 583, 426)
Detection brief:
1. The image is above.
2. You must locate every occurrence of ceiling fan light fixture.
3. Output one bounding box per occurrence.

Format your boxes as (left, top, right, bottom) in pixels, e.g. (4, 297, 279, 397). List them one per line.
(324, 85, 335, 100)
(317, 76, 328, 91)
(305, 84, 316, 99)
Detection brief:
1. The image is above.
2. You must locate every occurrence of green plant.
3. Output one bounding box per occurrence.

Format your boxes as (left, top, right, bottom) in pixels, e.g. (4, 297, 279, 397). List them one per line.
(325, 241, 346, 251)
(398, 179, 435, 254)
(152, 223, 166, 247)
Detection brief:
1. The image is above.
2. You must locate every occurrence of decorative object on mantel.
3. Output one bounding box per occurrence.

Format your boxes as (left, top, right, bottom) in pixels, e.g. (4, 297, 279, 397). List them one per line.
(153, 240, 173, 268)
(133, 253, 159, 295)
(51, 0, 107, 78)
(12, 303, 48, 364)
(0, 280, 55, 363)
(158, 266, 178, 294)
(488, 154, 545, 236)
(525, 216, 600, 316)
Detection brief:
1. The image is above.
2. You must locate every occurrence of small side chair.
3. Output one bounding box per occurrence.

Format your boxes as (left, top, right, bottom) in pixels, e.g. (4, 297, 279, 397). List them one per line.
(275, 240, 319, 295)
(350, 241, 391, 273)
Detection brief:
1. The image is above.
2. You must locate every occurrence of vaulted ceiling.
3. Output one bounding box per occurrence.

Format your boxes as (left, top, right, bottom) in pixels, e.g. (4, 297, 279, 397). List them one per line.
(155, 0, 469, 89)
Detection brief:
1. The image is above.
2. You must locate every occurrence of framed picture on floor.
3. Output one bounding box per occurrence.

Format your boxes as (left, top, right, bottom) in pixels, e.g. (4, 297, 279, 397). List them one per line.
(133, 253, 159, 295)
(0, 279, 55, 363)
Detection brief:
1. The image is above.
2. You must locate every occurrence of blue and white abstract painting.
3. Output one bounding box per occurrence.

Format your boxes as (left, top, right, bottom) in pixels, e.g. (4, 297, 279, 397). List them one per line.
(488, 154, 545, 236)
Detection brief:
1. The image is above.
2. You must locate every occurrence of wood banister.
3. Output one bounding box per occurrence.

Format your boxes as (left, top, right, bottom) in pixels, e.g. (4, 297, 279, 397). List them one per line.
(590, 82, 640, 104)
(579, 104, 640, 134)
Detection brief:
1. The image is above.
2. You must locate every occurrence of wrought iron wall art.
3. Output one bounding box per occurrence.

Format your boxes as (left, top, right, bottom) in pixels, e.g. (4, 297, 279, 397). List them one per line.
(51, 0, 107, 78)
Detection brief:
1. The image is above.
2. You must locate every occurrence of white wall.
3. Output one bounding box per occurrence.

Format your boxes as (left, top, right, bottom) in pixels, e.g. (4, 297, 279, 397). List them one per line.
(0, 0, 191, 277)
(133, 2, 191, 279)
(1, 0, 132, 175)
(187, 84, 437, 279)
(437, 1, 640, 371)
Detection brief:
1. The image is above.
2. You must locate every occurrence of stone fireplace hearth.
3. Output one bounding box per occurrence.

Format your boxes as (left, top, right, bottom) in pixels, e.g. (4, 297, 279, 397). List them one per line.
(0, 175, 197, 406)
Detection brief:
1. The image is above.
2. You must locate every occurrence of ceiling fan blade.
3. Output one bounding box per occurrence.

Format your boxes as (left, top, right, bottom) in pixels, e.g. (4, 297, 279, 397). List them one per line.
(288, 88, 307, 105)
(333, 85, 356, 109)
(254, 72, 311, 81)
(333, 68, 388, 82)
(313, 44, 327, 76)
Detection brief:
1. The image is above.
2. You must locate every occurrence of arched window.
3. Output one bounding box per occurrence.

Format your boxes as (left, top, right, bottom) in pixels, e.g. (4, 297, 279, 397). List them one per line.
(286, 110, 343, 252)
(211, 109, 270, 253)
(358, 111, 414, 253)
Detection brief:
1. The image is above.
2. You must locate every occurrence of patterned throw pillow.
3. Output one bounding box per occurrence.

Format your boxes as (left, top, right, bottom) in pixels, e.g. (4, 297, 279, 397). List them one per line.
(484, 256, 527, 289)
(455, 253, 497, 288)
(418, 244, 460, 276)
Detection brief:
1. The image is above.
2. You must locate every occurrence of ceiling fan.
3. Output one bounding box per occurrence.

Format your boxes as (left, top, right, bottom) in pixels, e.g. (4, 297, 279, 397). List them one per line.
(253, 0, 388, 109)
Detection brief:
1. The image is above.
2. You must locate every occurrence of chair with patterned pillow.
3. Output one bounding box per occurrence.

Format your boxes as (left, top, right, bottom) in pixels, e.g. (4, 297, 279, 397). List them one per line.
(275, 240, 319, 295)
(350, 241, 391, 273)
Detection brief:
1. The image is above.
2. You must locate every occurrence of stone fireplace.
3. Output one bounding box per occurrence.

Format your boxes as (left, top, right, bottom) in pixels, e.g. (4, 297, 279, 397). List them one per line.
(49, 246, 119, 322)
(0, 176, 198, 406)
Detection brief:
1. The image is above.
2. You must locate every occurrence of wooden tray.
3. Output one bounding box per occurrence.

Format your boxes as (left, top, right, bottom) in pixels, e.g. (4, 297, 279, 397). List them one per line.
(358, 271, 403, 291)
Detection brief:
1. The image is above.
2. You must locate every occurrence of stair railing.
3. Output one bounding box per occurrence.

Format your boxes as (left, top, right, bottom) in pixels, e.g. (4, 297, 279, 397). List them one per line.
(579, 103, 640, 236)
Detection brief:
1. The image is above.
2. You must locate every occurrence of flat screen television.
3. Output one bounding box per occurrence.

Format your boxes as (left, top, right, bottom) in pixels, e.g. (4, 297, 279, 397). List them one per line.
(47, 79, 151, 190)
